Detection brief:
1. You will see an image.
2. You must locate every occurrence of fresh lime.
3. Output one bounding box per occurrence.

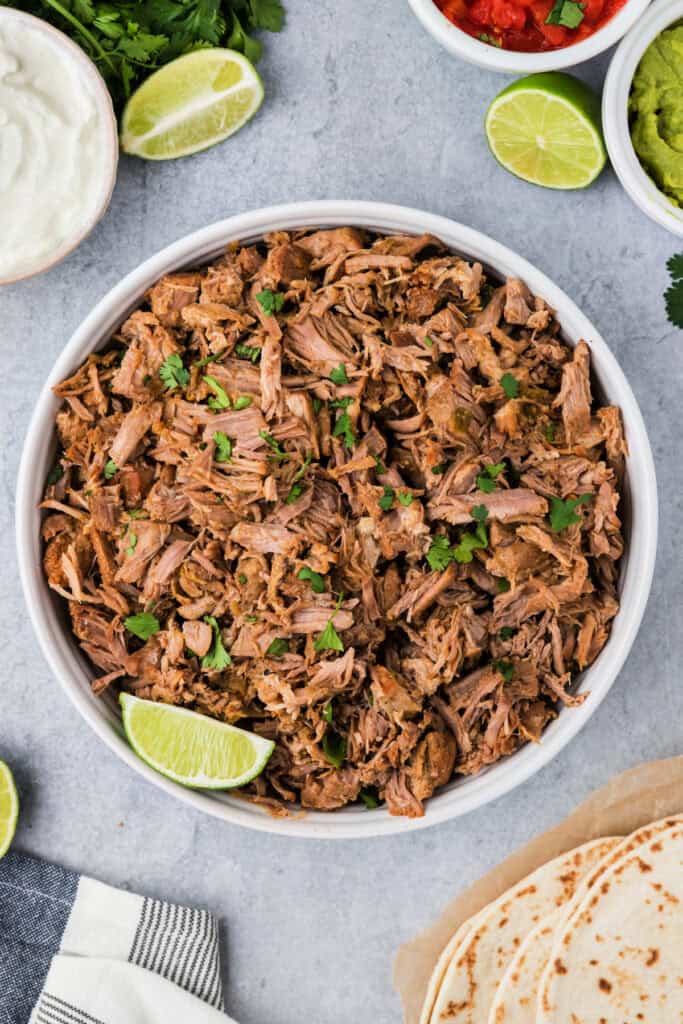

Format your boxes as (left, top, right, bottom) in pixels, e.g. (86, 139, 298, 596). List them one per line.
(120, 693, 274, 789)
(485, 72, 606, 190)
(121, 49, 264, 160)
(0, 761, 19, 859)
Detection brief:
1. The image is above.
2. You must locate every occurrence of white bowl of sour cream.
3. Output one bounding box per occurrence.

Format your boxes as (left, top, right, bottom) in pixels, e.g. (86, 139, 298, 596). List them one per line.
(0, 9, 118, 285)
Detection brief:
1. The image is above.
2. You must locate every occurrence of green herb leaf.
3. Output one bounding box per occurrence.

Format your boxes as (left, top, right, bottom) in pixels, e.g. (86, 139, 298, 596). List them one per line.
(322, 730, 346, 769)
(126, 509, 146, 520)
(332, 411, 356, 450)
(46, 459, 64, 485)
(378, 486, 395, 512)
(298, 566, 326, 594)
(104, 459, 118, 479)
(471, 504, 488, 522)
(292, 452, 313, 482)
(238, 573, 248, 585)
(545, 422, 557, 444)
(204, 375, 231, 410)
(373, 455, 387, 475)
(194, 352, 222, 368)
(665, 253, 683, 329)
(545, 0, 585, 26)
(159, 353, 189, 391)
(478, 31, 502, 45)
(424, 335, 434, 347)
(322, 702, 334, 724)
(499, 626, 514, 640)
(500, 373, 519, 399)
(125, 531, 137, 557)
(235, 343, 262, 363)
(426, 535, 453, 572)
(329, 364, 348, 386)
(233, 395, 253, 410)
(285, 483, 303, 504)
(431, 463, 446, 475)
(266, 638, 289, 657)
(397, 492, 413, 507)
(314, 595, 345, 653)
(213, 431, 233, 462)
(492, 659, 515, 682)
(497, 578, 511, 593)
(549, 493, 592, 532)
(476, 475, 496, 494)
(201, 615, 232, 670)
(124, 612, 160, 640)
(312, 397, 323, 414)
(452, 525, 488, 563)
(360, 787, 380, 809)
(256, 289, 285, 316)
(259, 430, 289, 461)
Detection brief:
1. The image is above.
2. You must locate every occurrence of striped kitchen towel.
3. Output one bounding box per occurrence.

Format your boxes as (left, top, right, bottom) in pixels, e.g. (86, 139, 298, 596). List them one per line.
(0, 850, 234, 1024)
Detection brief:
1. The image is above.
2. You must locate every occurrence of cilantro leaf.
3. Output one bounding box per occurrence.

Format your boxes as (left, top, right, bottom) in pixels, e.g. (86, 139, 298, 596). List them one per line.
(213, 431, 233, 462)
(124, 612, 160, 640)
(545, 0, 585, 25)
(285, 483, 303, 504)
(267, 638, 289, 657)
(431, 463, 446, 475)
(329, 364, 348, 386)
(373, 455, 387, 475)
(665, 253, 683, 329)
(476, 474, 496, 494)
(452, 523, 488, 563)
(492, 660, 515, 682)
(159, 353, 189, 390)
(500, 373, 519, 398)
(125, 531, 137, 557)
(322, 702, 334, 724)
(259, 430, 289, 461)
(233, 395, 252, 410)
(314, 595, 345, 653)
(397, 492, 413, 507)
(545, 421, 557, 443)
(472, 504, 488, 522)
(427, 535, 453, 572)
(248, 0, 285, 31)
(104, 459, 118, 479)
(499, 626, 514, 640)
(46, 459, 64, 486)
(298, 566, 326, 594)
(256, 289, 285, 316)
(204, 374, 231, 410)
(235, 343, 262, 363)
(332, 411, 356, 450)
(359, 787, 380, 809)
(667, 253, 683, 280)
(497, 578, 511, 593)
(378, 486, 395, 512)
(201, 615, 232, 670)
(549, 493, 592, 532)
(227, 10, 263, 63)
(322, 730, 346, 769)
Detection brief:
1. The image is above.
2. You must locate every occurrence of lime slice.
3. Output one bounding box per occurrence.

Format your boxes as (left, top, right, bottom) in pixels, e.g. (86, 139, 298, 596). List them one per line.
(120, 693, 274, 789)
(485, 73, 606, 190)
(0, 761, 19, 859)
(121, 49, 264, 161)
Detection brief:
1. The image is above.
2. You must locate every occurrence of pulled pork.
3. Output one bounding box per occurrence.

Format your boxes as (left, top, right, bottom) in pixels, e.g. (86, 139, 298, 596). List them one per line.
(41, 229, 625, 817)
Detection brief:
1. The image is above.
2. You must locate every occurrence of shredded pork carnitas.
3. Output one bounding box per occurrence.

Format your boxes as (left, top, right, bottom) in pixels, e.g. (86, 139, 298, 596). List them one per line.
(41, 229, 626, 817)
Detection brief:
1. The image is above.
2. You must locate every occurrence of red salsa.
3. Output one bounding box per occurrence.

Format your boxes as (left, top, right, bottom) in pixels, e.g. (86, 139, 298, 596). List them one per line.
(435, 0, 627, 50)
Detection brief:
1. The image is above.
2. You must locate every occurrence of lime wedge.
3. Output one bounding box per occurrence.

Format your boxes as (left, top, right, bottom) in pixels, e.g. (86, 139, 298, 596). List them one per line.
(0, 761, 19, 859)
(121, 49, 264, 161)
(485, 73, 606, 190)
(120, 693, 274, 789)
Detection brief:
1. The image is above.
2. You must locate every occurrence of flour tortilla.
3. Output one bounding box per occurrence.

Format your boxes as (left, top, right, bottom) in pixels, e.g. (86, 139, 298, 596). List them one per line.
(487, 815, 683, 1024)
(419, 919, 478, 1024)
(427, 837, 619, 1024)
(537, 821, 683, 1023)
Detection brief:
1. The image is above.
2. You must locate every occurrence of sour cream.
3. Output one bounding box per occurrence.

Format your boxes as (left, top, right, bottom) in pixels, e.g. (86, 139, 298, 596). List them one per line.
(0, 13, 117, 282)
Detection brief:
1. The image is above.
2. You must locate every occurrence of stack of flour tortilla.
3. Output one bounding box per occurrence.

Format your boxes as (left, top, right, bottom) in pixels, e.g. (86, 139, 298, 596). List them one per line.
(421, 817, 683, 1024)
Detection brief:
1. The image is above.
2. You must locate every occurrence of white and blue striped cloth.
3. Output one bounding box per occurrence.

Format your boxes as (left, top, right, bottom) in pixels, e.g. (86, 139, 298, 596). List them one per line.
(0, 851, 234, 1024)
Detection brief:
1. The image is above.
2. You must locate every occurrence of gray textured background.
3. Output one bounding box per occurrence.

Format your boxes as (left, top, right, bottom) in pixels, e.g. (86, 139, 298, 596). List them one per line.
(1, 3, 681, 1022)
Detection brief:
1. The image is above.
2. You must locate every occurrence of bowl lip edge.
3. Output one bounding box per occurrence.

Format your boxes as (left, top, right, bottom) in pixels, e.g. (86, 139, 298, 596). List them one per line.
(15, 199, 659, 839)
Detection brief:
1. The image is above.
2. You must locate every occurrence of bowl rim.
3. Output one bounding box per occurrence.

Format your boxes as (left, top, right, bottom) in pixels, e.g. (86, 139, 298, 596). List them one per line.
(407, 0, 652, 73)
(602, 0, 683, 237)
(0, 8, 119, 286)
(15, 200, 659, 839)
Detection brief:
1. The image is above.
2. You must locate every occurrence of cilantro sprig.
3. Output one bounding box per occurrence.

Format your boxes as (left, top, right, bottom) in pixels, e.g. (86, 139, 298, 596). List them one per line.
(201, 615, 232, 671)
(314, 594, 346, 653)
(545, 0, 585, 26)
(549, 494, 592, 532)
(665, 253, 683, 329)
(160, 353, 189, 391)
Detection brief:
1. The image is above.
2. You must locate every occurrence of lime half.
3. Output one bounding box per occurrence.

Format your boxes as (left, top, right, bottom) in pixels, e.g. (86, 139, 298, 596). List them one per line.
(0, 761, 19, 859)
(485, 73, 606, 190)
(120, 693, 274, 789)
(121, 49, 264, 160)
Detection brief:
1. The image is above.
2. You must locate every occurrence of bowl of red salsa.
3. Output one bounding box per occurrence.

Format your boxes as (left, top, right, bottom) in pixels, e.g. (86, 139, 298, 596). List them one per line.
(408, 0, 650, 71)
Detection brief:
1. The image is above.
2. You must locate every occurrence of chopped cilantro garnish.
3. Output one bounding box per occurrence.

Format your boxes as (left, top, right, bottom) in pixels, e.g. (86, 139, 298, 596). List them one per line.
(549, 493, 592, 532)
(545, 422, 557, 444)
(194, 352, 222, 368)
(329, 364, 348, 386)
(497, 578, 511, 593)
(397, 492, 413, 507)
(431, 463, 446, 475)
(332, 411, 356, 450)
(298, 566, 326, 594)
(426, 535, 453, 572)
(478, 31, 502, 45)
(314, 594, 345, 653)
(238, 573, 248, 585)
(201, 615, 232, 671)
(312, 397, 323, 414)
(476, 475, 496, 494)
(124, 612, 160, 641)
(204, 375, 231, 410)
(125, 531, 137, 557)
(259, 430, 289, 461)
(256, 289, 285, 316)
(285, 483, 303, 504)
(545, 0, 585, 26)
(159, 353, 189, 391)
(330, 396, 354, 409)
(499, 626, 514, 640)
(452, 523, 488, 563)
(213, 431, 233, 463)
(104, 459, 118, 479)
(233, 396, 253, 410)
(471, 504, 488, 522)
(665, 253, 683, 329)
(424, 335, 434, 347)
(322, 702, 334, 724)
(322, 730, 346, 769)
(235, 343, 262, 363)
(500, 373, 519, 399)
(360, 787, 380, 809)
(373, 455, 387, 475)
(378, 486, 395, 512)
(127, 509, 146, 520)
(267, 638, 289, 657)
(493, 660, 515, 682)
(46, 458, 63, 485)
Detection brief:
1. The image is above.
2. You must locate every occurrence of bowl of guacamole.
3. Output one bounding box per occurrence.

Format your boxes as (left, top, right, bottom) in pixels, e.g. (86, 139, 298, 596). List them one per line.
(603, 0, 683, 236)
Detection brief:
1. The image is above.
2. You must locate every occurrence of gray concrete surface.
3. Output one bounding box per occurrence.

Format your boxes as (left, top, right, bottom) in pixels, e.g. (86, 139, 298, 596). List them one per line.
(1, 3, 681, 1022)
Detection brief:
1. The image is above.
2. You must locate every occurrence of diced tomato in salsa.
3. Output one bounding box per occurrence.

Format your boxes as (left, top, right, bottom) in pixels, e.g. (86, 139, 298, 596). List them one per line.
(435, 0, 624, 50)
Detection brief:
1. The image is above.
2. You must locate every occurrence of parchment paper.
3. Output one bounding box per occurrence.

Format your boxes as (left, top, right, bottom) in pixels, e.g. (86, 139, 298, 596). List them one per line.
(394, 756, 683, 1024)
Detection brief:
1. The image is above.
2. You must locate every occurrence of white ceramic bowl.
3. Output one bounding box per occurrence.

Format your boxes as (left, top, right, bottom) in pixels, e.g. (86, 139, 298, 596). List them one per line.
(0, 9, 118, 285)
(603, 0, 683, 236)
(16, 201, 658, 838)
(408, 0, 652, 72)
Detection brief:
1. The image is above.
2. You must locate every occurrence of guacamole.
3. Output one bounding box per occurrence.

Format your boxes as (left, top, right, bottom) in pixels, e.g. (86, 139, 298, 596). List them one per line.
(630, 25, 683, 208)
